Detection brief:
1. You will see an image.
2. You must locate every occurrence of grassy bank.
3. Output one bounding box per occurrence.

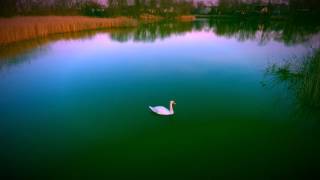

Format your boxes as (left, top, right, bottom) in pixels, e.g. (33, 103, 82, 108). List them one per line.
(0, 16, 138, 45)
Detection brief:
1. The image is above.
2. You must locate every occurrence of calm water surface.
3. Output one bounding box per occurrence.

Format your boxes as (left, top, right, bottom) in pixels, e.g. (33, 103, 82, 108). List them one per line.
(1, 20, 320, 179)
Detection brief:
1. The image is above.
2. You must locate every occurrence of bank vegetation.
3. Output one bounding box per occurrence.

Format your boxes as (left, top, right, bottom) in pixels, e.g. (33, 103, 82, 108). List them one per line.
(0, 16, 138, 45)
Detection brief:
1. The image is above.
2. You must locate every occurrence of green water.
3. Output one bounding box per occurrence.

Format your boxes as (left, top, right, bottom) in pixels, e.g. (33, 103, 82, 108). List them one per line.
(1, 20, 320, 179)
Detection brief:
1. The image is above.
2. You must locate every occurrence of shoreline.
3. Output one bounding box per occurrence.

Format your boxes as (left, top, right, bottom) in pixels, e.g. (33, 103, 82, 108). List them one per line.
(195, 14, 289, 21)
(0, 15, 195, 46)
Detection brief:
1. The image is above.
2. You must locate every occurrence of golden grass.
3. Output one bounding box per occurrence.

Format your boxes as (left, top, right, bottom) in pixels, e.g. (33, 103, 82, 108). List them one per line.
(0, 16, 138, 45)
(139, 14, 164, 22)
(176, 15, 196, 22)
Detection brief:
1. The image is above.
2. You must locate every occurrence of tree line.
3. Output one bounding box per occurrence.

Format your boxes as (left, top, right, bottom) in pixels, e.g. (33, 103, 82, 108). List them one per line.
(1, 0, 319, 18)
(103, 0, 194, 17)
(1, 0, 88, 16)
(0, 0, 194, 17)
(212, 0, 320, 16)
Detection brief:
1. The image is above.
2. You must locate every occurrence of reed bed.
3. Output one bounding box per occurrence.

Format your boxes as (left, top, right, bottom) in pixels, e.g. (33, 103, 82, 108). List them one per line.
(0, 16, 138, 45)
(268, 49, 320, 110)
(298, 50, 320, 108)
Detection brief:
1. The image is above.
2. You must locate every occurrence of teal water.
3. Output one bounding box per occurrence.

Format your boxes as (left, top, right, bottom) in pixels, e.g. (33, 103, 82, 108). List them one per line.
(1, 20, 320, 179)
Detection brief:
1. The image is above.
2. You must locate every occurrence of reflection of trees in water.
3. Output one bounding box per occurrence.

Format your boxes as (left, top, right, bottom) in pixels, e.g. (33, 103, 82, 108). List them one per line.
(1, 19, 320, 70)
(207, 18, 320, 46)
(209, 19, 260, 42)
(1, 19, 319, 56)
(267, 49, 320, 119)
(109, 21, 194, 42)
(109, 19, 320, 46)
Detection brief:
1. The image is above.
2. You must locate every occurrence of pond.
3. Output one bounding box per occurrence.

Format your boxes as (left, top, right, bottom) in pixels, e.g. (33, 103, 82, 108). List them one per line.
(1, 19, 320, 179)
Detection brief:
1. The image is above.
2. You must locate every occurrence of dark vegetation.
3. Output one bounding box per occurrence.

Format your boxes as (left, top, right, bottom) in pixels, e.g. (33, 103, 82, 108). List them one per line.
(197, 0, 320, 20)
(1, 0, 320, 19)
(0, 0, 193, 18)
(267, 49, 320, 116)
(207, 18, 320, 45)
(109, 20, 194, 42)
(107, 18, 320, 45)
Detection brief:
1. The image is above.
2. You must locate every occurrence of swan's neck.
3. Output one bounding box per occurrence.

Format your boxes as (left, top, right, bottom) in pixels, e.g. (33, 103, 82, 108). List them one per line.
(169, 102, 174, 114)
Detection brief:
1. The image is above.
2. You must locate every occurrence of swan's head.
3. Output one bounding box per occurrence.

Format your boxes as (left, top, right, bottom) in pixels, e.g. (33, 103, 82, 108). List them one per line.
(170, 100, 176, 105)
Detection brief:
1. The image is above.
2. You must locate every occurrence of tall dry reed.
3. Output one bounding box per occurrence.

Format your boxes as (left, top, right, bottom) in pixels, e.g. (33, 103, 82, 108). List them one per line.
(0, 16, 138, 45)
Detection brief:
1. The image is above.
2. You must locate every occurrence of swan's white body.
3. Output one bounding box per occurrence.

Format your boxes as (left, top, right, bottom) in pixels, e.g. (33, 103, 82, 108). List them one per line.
(149, 101, 176, 116)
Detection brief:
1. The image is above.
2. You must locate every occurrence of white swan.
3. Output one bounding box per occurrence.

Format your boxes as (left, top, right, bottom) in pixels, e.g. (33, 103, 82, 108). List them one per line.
(149, 100, 176, 116)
